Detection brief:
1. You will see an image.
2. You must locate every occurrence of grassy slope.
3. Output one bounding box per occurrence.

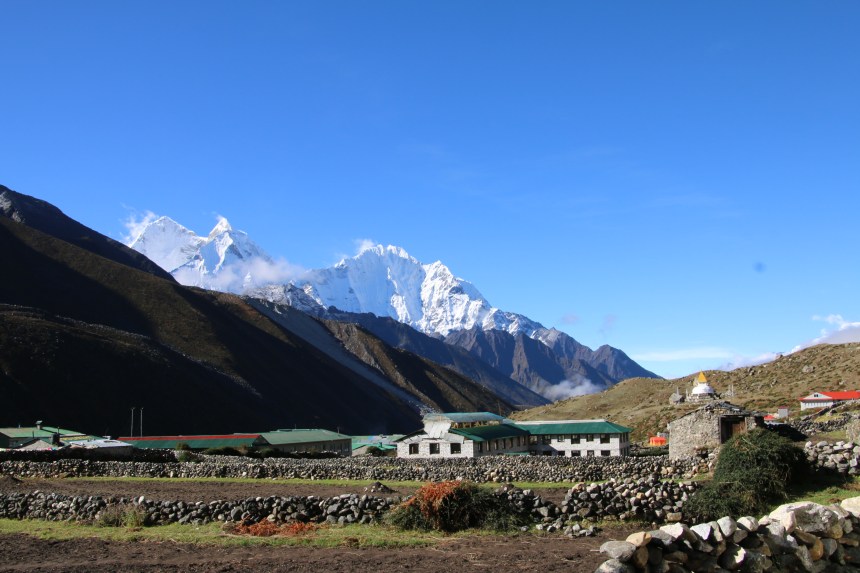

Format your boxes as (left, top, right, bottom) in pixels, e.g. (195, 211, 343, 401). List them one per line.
(512, 343, 860, 441)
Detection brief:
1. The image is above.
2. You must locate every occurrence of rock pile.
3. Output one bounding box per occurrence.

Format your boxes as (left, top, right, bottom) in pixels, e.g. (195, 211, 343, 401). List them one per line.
(805, 440, 860, 475)
(595, 498, 860, 573)
(0, 454, 701, 483)
(562, 477, 697, 524)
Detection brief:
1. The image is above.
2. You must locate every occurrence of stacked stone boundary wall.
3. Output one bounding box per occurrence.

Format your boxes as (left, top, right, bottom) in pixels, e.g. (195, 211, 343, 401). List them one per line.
(0, 454, 700, 483)
(595, 498, 860, 573)
(0, 476, 698, 531)
(805, 440, 860, 476)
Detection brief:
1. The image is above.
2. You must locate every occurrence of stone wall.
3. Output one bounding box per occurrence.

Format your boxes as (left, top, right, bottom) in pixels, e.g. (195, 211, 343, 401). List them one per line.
(805, 440, 860, 475)
(0, 453, 702, 483)
(0, 476, 697, 529)
(594, 498, 860, 573)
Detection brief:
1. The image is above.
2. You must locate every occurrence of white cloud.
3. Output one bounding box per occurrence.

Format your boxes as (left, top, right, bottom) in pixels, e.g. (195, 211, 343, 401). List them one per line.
(354, 238, 378, 255)
(791, 315, 860, 352)
(534, 375, 604, 401)
(717, 352, 782, 372)
(121, 209, 159, 245)
(632, 347, 735, 362)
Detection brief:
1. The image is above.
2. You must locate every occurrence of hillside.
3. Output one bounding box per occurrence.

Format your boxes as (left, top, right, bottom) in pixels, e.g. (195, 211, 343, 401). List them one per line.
(513, 342, 860, 441)
(0, 189, 518, 436)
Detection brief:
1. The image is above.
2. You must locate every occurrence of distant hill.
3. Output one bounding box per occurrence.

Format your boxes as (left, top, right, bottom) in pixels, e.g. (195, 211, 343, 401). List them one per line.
(0, 186, 517, 437)
(512, 342, 860, 441)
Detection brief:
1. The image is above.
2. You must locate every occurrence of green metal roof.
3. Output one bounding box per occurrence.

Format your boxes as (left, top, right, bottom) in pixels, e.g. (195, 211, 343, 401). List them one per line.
(514, 421, 632, 435)
(437, 412, 506, 423)
(120, 434, 265, 450)
(261, 429, 351, 445)
(450, 424, 530, 443)
(0, 426, 89, 439)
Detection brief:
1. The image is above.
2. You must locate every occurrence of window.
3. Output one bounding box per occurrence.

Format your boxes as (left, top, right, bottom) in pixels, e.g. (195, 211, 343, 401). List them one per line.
(478, 443, 483, 453)
(600, 434, 610, 444)
(408, 443, 418, 455)
(587, 450, 595, 457)
(601, 450, 610, 457)
(541, 435, 552, 445)
(429, 443, 440, 455)
(529, 435, 538, 445)
(450, 443, 461, 454)
(572, 436, 581, 444)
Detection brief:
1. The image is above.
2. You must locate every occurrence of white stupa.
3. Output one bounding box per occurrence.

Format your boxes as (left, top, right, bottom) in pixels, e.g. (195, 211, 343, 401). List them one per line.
(689, 372, 717, 402)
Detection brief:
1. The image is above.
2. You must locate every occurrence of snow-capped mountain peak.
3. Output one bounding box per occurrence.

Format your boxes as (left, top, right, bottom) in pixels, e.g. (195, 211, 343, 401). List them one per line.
(128, 215, 273, 291)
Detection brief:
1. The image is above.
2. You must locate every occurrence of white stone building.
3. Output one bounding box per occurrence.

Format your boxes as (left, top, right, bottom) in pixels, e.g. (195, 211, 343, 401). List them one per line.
(396, 413, 632, 458)
(515, 420, 632, 457)
(396, 412, 530, 458)
(799, 391, 860, 411)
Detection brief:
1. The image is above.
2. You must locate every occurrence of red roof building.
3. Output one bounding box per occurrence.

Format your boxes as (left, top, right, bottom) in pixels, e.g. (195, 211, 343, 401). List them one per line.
(799, 391, 860, 411)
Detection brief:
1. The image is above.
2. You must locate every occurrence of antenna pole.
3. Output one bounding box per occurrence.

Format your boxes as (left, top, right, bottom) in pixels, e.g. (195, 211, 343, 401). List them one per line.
(140, 407, 144, 437)
(130, 407, 135, 437)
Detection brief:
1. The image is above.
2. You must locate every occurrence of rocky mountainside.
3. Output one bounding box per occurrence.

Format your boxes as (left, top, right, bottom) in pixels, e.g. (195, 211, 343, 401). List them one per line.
(0, 185, 173, 281)
(0, 187, 517, 436)
(130, 218, 660, 400)
(513, 342, 860, 441)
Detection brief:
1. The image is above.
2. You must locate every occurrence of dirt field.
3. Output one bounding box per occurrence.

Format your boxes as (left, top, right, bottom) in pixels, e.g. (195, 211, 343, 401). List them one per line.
(0, 477, 632, 572)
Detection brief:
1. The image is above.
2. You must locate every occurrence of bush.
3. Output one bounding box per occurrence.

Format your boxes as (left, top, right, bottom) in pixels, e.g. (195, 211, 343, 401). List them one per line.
(386, 481, 527, 533)
(684, 428, 808, 520)
(201, 446, 244, 457)
(97, 504, 148, 528)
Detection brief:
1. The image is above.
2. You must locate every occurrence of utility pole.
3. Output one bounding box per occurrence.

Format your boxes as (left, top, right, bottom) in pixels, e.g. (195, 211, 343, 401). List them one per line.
(130, 407, 135, 437)
(140, 407, 144, 437)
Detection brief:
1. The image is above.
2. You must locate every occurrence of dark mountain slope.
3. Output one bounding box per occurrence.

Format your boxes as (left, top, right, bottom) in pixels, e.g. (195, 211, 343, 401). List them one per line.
(0, 185, 173, 281)
(314, 310, 549, 408)
(0, 210, 511, 436)
(444, 327, 618, 396)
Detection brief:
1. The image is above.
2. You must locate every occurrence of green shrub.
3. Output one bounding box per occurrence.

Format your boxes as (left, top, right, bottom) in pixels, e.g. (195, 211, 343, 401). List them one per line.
(386, 481, 527, 533)
(97, 504, 148, 528)
(201, 446, 244, 457)
(685, 428, 808, 521)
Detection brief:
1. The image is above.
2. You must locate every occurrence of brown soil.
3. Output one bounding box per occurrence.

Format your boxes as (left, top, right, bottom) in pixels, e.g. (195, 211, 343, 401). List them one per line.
(0, 528, 634, 573)
(0, 477, 628, 572)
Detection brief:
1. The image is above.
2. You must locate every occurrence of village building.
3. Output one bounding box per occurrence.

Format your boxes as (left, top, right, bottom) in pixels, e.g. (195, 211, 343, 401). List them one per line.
(351, 434, 403, 456)
(799, 391, 860, 411)
(120, 429, 352, 455)
(515, 420, 632, 457)
(260, 429, 352, 455)
(67, 438, 135, 457)
(396, 412, 530, 458)
(667, 401, 764, 460)
(119, 433, 268, 451)
(0, 424, 92, 450)
(396, 413, 632, 458)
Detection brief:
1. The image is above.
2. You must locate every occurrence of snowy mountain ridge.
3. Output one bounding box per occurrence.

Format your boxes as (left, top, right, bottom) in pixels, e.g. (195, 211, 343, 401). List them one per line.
(128, 216, 276, 291)
(128, 217, 545, 338)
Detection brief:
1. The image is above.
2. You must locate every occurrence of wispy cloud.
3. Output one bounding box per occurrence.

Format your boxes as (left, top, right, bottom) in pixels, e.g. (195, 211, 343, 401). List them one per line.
(598, 314, 617, 338)
(121, 208, 159, 245)
(354, 238, 378, 255)
(791, 314, 860, 351)
(559, 313, 580, 325)
(536, 375, 604, 401)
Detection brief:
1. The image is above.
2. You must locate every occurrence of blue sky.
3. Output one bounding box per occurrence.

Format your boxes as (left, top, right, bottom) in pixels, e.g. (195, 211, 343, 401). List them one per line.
(2, 2, 858, 379)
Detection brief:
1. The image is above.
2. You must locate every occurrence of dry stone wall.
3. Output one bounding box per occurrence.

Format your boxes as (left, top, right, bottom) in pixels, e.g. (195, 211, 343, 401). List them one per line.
(594, 498, 860, 573)
(805, 440, 860, 475)
(0, 476, 697, 529)
(0, 454, 701, 483)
